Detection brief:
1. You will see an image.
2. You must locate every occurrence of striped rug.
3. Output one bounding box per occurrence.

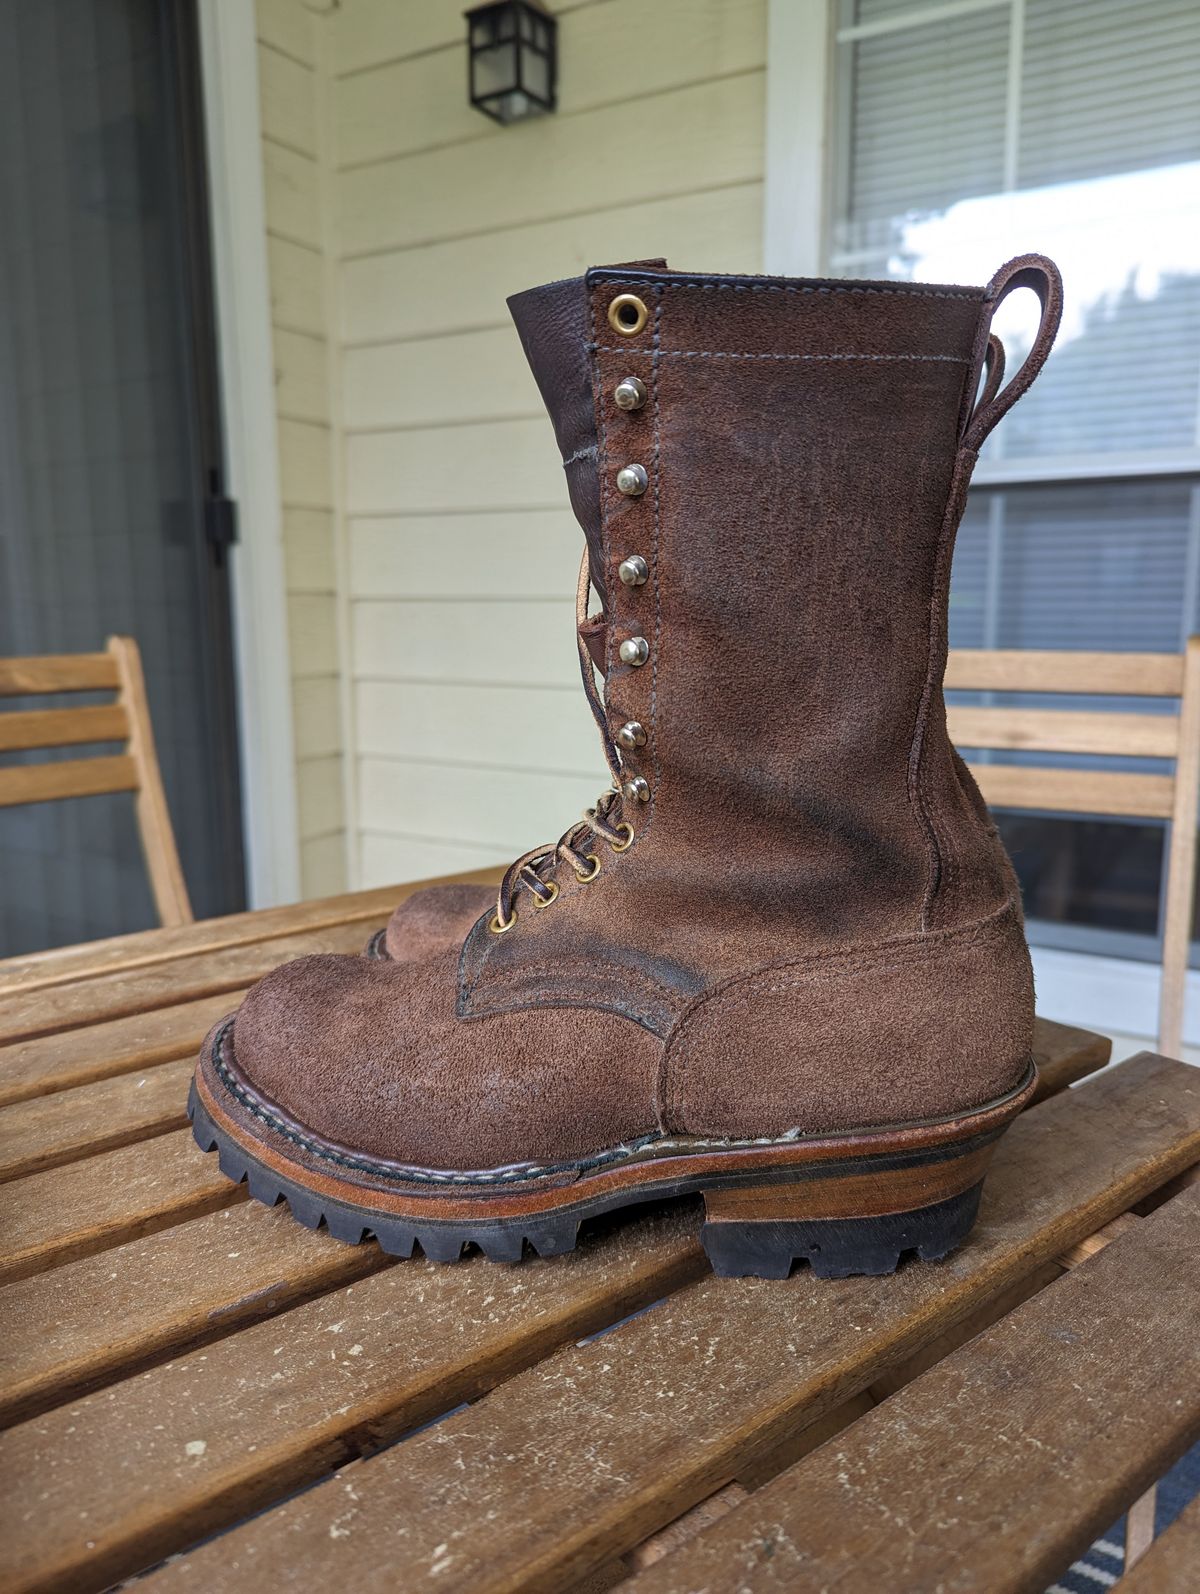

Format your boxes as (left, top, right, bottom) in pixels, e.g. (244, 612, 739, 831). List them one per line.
(1047, 1439, 1200, 1591)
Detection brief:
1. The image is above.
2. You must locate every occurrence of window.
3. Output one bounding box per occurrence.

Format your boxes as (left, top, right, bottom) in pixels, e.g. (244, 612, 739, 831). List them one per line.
(828, 0, 1200, 969)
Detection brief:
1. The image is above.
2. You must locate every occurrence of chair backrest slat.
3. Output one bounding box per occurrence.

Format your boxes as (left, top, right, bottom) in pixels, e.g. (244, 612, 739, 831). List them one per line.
(945, 649, 1183, 696)
(0, 753, 139, 807)
(965, 763, 1176, 821)
(0, 705, 131, 755)
(0, 653, 120, 697)
(948, 706, 1180, 760)
(0, 637, 193, 927)
(948, 640, 1200, 1059)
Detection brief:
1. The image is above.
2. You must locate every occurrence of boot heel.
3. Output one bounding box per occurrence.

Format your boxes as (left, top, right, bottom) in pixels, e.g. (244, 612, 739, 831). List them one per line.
(700, 1141, 996, 1279)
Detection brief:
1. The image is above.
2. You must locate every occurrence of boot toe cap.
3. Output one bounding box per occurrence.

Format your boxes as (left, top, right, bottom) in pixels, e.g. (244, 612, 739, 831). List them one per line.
(221, 948, 662, 1173)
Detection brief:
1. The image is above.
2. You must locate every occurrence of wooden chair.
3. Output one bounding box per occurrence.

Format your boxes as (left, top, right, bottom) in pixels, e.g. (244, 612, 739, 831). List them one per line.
(946, 641, 1200, 1059)
(944, 643, 1200, 1571)
(0, 635, 193, 926)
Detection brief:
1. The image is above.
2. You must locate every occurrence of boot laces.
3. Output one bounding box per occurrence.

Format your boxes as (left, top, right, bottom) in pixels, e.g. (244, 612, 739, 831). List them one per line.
(491, 551, 635, 934)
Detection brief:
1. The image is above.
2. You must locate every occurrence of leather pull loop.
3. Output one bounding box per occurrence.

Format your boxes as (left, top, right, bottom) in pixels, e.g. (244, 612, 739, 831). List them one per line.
(960, 254, 1063, 453)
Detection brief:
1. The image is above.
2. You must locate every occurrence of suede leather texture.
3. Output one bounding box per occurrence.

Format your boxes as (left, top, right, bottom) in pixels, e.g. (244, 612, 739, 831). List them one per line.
(229, 950, 662, 1169)
(217, 260, 1056, 1175)
(459, 270, 1014, 1022)
(381, 883, 492, 962)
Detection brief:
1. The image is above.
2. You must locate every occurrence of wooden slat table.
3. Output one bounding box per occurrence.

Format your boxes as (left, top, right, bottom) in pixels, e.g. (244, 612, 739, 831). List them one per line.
(1, 877, 1197, 1594)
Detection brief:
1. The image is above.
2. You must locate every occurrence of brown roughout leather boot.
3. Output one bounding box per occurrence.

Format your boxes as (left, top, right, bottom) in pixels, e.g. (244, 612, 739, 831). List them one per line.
(191, 253, 1063, 1279)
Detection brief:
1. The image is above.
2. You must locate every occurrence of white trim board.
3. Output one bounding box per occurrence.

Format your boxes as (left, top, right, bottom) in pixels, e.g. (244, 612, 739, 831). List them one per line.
(198, 0, 301, 907)
(1031, 945, 1200, 1051)
(763, 0, 832, 276)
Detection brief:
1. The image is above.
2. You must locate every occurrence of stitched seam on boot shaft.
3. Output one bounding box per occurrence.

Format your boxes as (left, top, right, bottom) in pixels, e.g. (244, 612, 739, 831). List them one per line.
(670, 896, 1020, 1014)
(590, 277, 983, 302)
(593, 348, 971, 363)
(908, 445, 977, 928)
(663, 899, 1027, 1127)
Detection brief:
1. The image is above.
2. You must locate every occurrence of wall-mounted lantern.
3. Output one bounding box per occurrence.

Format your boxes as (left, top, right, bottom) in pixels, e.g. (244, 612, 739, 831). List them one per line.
(465, 1, 557, 126)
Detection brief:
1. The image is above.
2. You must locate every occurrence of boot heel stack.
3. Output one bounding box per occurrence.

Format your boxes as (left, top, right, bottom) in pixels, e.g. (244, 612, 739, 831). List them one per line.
(699, 1138, 999, 1279)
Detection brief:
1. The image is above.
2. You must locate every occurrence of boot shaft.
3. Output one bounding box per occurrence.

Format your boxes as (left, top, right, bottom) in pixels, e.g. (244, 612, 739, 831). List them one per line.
(466, 257, 1062, 1018)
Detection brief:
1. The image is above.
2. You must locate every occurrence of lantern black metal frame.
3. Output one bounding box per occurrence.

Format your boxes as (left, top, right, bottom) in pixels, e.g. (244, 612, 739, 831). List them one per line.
(465, 0, 558, 126)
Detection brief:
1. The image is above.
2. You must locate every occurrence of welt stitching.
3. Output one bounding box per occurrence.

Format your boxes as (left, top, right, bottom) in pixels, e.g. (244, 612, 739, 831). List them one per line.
(593, 348, 969, 363)
(213, 1022, 666, 1185)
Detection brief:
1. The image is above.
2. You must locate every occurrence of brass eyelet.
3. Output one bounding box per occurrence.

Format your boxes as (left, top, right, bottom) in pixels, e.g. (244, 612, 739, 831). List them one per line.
(608, 293, 648, 337)
(489, 910, 517, 934)
(532, 880, 560, 909)
(609, 822, 635, 853)
(574, 854, 601, 883)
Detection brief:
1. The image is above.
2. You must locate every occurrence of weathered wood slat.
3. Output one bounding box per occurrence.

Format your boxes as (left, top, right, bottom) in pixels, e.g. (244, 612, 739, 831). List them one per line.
(0, 652, 119, 696)
(0, 991, 243, 1107)
(0, 1129, 244, 1286)
(968, 762, 1176, 819)
(0, 1059, 194, 1182)
(0, 753, 139, 808)
(945, 649, 1184, 697)
(0, 1202, 390, 1428)
(948, 704, 1179, 758)
(621, 1184, 1200, 1594)
(1119, 1491, 1200, 1593)
(0, 704, 130, 753)
(1030, 1014, 1110, 1099)
(81, 1053, 1200, 1594)
(0, 872, 499, 997)
(0, 919, 385, 1044)
(0, 1208, 707, 1594)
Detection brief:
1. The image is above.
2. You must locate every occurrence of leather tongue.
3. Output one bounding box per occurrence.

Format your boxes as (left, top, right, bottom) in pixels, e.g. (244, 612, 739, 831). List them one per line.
(507, 261, 668, 609)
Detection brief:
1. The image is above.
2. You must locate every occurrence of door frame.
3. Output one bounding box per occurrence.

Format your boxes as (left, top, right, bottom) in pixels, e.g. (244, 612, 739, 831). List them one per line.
(196, 0, 301, 907)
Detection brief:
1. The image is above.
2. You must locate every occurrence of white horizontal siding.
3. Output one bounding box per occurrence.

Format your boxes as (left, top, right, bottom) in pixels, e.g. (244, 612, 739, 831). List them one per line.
(335, 0, 766, 168)
(353, 601, 582, 689)
(359, 831, 507, 884)
(266, 235, 325, 335)
(338, 72, 764, 257)
(253, 0, 766, 889)
(346, 418, 562, 517)
(343, 326, 540, 431)
(257, 0, 349, 897)
(339, 183, 763, 346)
(359, 759, 605, 853)
(348, 511, 577, 601)
(356, 681, 600, 773)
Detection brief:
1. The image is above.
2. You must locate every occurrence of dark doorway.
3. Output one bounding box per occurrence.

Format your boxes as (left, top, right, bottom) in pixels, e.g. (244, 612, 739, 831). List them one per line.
(0, 0, 245, 954)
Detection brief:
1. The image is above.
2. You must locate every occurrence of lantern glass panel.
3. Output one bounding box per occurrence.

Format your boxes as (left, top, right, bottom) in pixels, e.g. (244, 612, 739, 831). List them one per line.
(522, 49, 550, 103)
(472, 39, 518, 103)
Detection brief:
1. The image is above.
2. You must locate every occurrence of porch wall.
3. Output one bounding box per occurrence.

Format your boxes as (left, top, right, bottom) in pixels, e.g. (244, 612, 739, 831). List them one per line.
(253, 0, 767, 891)
(255, 0, 347, 897)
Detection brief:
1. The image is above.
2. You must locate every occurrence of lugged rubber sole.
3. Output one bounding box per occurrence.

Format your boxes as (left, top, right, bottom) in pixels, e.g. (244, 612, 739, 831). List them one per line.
(188, 1050, 1033, 1279)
